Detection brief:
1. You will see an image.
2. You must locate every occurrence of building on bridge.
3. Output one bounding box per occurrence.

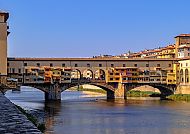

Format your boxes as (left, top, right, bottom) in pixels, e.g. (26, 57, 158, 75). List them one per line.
(7, 58, 177, 84)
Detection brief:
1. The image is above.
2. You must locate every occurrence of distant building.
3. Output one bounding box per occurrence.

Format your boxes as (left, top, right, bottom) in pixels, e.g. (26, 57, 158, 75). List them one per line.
(175, 34, 190, 58)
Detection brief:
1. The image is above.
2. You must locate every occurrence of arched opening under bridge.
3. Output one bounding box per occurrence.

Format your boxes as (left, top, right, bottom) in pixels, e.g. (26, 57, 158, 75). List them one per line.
(125, 84, 175, 98)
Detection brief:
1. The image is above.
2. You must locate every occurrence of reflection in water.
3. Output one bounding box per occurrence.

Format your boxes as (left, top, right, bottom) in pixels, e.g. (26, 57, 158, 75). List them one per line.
(5, 87, 190, 134)
(44, 101, 62, 134)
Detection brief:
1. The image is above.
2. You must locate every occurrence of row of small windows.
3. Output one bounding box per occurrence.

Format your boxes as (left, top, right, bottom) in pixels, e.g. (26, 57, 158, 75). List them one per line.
(7, 63, 172, 68)
(181, 63, 190, 67)
(7, 68, 21, 73)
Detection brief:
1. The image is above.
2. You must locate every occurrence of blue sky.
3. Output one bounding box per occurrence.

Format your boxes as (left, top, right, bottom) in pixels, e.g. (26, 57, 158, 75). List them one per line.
(1, 0, 190, 57)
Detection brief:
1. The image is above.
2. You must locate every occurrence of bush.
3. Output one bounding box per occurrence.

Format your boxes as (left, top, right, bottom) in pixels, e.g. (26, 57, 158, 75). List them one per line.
(167, 94, 190, 101)
(126, 90, 160, 97)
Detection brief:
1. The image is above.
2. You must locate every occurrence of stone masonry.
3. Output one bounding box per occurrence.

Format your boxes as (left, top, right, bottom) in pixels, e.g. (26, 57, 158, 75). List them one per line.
(0, 93, 42, 134)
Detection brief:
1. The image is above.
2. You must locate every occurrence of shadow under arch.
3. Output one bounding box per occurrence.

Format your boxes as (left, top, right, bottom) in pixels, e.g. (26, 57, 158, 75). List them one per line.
(125, 84, 175, 97)
(20, 85, 49, 93)
(61, 83, 115, 99)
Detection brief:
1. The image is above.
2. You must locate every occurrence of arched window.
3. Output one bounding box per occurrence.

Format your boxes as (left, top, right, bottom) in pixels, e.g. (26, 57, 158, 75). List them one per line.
(185, 69, 189, 83)
(180, 69, 184, 83)
(83, 69, 93, 79)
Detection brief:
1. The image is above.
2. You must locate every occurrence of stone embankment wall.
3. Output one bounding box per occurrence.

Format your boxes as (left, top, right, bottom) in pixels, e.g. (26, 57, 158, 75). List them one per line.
(0, 93, 41, 134)
(175, 85, 190, 94)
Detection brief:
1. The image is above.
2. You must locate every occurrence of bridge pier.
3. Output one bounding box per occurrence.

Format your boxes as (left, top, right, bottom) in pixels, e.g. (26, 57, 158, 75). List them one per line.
(45, 84, 61, 101)
(114, 83, 126, 99)
(107, 83, 126, 99)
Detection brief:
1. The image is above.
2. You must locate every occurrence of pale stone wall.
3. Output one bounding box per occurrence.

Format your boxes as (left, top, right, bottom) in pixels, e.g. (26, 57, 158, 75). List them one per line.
(175, 85, 190, 94)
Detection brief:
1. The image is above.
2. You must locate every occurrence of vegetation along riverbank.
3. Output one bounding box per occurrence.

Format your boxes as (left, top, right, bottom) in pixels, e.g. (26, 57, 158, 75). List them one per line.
(167, 94, 190, 101)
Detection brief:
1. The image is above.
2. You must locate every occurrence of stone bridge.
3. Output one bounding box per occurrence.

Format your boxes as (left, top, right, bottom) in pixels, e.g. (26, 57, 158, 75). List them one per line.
(21, 79, 176, 101)
(23, 79, 124, 101)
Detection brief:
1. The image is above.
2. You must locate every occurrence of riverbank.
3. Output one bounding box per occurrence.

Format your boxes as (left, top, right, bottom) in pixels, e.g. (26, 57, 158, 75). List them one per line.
(81, 91, 106, 97)
(126, 90, 161, 97)
(69, 88, 162, 100)
(0, 92, 42, 134)
(167, 94, 190, 101)
(16, 105, 46, 133)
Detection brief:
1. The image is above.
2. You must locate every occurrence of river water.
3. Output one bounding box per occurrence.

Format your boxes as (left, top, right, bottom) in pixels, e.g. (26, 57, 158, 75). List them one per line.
(5, 87, 190, 134)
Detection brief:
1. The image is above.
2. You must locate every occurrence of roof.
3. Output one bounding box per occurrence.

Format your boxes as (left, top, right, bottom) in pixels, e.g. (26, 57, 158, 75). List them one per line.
(7, 57, 178, 62)
(175, 34, 190, 38)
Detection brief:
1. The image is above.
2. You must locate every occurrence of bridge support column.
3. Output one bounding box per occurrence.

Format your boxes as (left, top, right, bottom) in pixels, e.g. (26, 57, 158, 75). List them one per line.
(107, 90, 115, 99)
(45, 84, 61, 101)
(114, 83, 126, 99)
(106, 83, 126, 99)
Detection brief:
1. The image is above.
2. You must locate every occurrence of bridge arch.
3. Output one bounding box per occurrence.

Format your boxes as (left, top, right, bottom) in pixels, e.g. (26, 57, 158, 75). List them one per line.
(83, 69, 94, 79)
(125, 84, 175, 97)
(95, 69, 106, 80)
(71, 69, 82, 79)
(21, 85, 49, 93)
(60, 82, 115, 99)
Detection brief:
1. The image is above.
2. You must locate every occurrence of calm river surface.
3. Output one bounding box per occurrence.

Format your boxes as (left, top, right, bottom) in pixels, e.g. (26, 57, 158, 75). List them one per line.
(5, 87, 190, 134)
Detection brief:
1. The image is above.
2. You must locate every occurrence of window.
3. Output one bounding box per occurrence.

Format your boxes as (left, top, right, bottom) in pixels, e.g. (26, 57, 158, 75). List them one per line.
(62, 63, 65, 67)
(25, 69, 28, 74)
(116, 78, 120, 80)
(75, 64, 78, 67)
(157, 64, 160, 67)
(110, 78, 113, 80)
(123, 64, 126, 67)
(110, 73, 113, 75)
(24, 63, 27, 66)
(12, 68, 15, 73)
(7, 62, 9, 67)
(50, 63, 53, 67)
(169, 64, 172, 67)
(186, 63, 188, 67)
(99, 64, 102, 67)
(115, 73, 119, 75)
(37, 63, 40, 67)
(18, 68, 21, 73)
(111, 64, 114, 67)
(134, 64, 137, 67)
(146, 64, 149, 67)
(87, 64, 90, 67)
